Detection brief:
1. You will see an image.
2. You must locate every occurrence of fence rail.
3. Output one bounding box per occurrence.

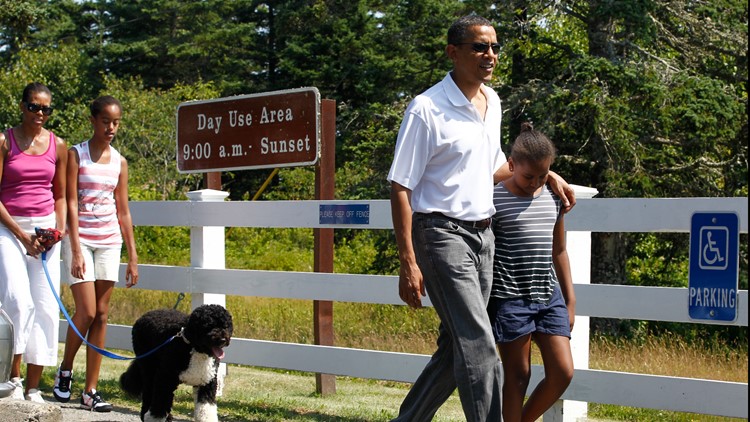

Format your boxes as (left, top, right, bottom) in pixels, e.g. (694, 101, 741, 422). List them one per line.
(60, 195, 748, 420)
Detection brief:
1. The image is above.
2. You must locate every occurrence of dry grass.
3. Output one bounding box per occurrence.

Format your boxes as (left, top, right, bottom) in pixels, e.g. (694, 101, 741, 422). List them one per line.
(589, 336, 747, 382)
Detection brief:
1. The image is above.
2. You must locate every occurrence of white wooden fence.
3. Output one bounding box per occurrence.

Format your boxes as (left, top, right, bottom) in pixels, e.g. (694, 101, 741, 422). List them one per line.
(60, 192, 748, 420)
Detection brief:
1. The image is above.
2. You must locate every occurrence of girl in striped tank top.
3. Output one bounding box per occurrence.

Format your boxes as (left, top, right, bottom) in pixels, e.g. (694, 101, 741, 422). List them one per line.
(488, 122, 576, 422)
(55, 96, 138, 412)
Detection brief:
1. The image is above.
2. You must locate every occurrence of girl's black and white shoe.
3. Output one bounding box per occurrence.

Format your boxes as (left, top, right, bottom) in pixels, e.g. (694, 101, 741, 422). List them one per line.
(80, 389, 113, 412)
(52, 367, 72, 402)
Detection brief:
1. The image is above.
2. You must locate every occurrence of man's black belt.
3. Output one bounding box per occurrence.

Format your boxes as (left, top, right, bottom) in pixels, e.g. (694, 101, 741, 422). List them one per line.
(428, 212, 492, 230)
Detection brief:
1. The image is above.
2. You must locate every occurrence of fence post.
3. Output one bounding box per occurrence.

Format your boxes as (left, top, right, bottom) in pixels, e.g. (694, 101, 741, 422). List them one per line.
(544, 184, 598, 421)
(187, 188, 230, 394)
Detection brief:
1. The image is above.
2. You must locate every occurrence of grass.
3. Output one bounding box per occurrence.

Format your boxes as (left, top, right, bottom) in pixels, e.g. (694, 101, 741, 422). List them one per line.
(50, 287, 747, 421)
(589, 335, 747, 381)
(40, 344, 464, 421)
(586, 336, 747, 422)
(37, 338, 746, 422)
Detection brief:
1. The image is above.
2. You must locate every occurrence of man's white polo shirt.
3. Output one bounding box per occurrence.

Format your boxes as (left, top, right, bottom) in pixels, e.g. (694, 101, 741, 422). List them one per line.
(388, 72, 506, 221)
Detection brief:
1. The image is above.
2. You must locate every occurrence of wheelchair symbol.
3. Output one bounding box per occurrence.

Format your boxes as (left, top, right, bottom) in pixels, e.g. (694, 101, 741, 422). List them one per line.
(699, 226, 728, 270)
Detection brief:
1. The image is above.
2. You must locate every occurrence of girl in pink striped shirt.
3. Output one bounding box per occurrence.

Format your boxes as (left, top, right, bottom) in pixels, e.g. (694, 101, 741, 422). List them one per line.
(55, 96, 138, 412)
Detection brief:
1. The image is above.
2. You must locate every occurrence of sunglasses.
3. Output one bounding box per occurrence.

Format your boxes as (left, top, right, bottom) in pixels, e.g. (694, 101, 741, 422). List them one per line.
(24, 102, 54, 116)
(455, 42, 501, 55)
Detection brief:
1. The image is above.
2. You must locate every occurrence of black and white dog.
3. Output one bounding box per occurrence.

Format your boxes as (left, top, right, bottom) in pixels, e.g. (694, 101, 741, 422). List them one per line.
(120, 304, 233, 422)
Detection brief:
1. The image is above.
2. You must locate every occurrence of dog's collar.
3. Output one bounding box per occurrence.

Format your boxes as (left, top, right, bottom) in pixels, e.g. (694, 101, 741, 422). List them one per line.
(176, 327, 190, 344)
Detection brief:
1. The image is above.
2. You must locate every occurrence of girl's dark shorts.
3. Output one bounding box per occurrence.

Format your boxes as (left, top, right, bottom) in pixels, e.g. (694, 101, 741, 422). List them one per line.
(488, 284, 571, 343)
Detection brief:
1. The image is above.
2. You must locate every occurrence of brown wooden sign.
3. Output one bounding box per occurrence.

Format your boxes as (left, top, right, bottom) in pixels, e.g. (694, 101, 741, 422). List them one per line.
(176, 87, 320, 173)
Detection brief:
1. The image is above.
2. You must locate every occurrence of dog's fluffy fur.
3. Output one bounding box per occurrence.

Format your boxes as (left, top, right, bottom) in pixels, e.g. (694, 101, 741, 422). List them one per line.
(120, 304, 233, 422)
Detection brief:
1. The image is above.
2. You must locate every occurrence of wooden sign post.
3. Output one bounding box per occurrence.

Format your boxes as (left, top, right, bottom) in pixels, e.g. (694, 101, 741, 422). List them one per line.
(314, 99, 336, 395)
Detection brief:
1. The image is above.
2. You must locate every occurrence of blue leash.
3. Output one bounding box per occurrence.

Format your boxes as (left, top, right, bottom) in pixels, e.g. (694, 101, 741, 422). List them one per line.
(41, 249, 179, 360)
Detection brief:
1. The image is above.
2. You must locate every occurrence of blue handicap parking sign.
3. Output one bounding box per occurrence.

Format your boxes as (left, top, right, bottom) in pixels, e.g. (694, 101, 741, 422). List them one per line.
(688, 212, 739, 322)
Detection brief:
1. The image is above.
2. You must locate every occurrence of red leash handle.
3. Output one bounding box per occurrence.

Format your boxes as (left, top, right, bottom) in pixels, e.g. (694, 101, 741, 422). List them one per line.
(35, 227, 62, 251)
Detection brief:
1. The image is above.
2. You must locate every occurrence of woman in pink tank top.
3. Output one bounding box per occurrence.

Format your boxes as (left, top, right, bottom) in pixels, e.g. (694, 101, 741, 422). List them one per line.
(0, 82, 68, 402)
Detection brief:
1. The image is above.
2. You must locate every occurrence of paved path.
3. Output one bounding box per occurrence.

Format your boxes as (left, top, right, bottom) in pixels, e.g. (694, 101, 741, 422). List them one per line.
(1, 394, 191, 422)
(56, 399, 190, 422)
(58, 401, 143, 422)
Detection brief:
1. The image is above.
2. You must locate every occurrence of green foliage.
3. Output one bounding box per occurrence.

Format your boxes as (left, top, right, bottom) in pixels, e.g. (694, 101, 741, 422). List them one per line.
(333, 230, 379, 275)
(272, 0, 460, 106)
(0, 0, 47, 57)
(224, 224, 382, 275)
(85, 0, 259, 93)
(226, 227, 313, 272)
(504, 56, 745, 198)
(650, 0, 748, 84)
(1, 0, 744, 201)
(336, 100, 409, 200)
(260, 168, 316, 201)
(99, 76, 219, 198)
(0, 44, 92, 137)
(135, 226, 191, 266)
(627, 233, 689, 288)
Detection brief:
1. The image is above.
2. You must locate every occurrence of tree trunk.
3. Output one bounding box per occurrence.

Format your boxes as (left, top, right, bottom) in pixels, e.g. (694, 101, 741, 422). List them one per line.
(586, 0, 629, 334)
(591, 232, 630, 334)
(586, 0, 615, 59)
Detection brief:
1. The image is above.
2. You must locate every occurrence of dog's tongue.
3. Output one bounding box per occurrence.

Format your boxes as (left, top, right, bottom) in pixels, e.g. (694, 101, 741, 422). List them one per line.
(212, 347, 225, 360)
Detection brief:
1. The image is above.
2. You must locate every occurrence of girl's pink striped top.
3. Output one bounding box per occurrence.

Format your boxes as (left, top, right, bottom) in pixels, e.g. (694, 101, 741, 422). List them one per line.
(73, 140, 123, 248)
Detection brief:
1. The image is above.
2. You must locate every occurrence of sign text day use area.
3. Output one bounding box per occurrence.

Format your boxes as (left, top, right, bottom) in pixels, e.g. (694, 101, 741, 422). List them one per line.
(176, 87, 321, 173)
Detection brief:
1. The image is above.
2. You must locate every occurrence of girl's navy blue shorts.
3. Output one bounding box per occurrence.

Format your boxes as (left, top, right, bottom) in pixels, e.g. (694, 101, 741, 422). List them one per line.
(488, 284, 571, 343)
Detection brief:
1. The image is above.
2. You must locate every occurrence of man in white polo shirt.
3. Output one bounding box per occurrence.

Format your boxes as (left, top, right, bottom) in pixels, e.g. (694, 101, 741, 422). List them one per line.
(387, 14, 574, 422)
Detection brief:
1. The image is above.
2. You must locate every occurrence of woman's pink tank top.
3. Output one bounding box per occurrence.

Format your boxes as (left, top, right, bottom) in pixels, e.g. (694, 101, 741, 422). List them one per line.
(0, 128, 57, 217)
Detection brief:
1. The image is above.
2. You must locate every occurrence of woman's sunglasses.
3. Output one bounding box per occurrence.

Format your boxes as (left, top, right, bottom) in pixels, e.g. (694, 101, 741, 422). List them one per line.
(24, 102, 54, 116)
(454, 42, 501, 55)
